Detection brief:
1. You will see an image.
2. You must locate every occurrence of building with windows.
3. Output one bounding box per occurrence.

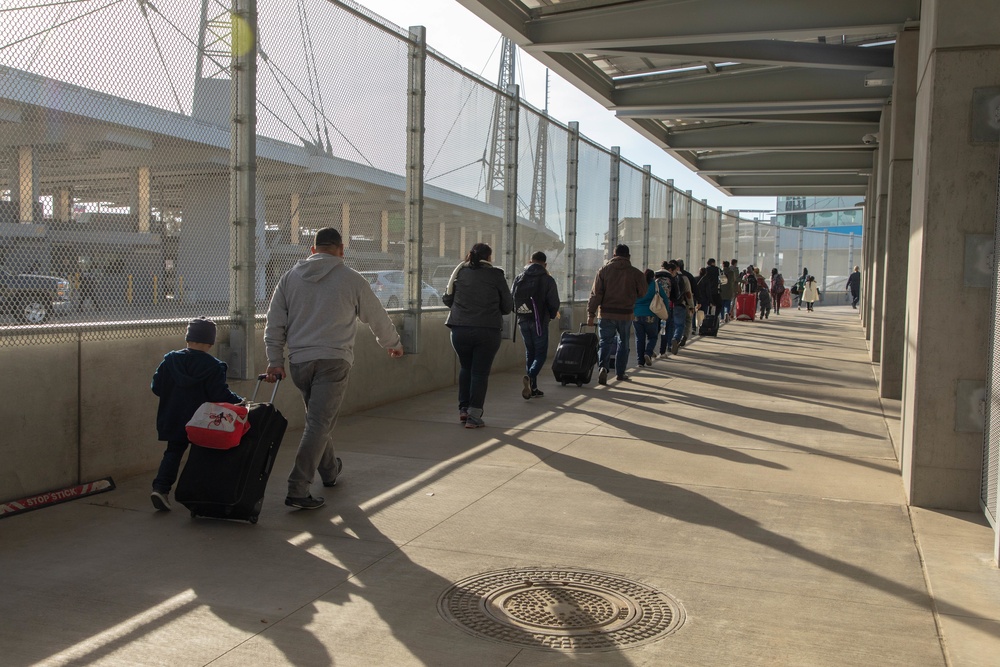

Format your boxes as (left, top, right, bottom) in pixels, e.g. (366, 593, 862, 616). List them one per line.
(774, 197, 865, 235)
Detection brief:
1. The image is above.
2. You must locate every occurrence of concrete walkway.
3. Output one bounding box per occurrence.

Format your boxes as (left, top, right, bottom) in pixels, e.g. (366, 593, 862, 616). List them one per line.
(3, 306, 1000, 666)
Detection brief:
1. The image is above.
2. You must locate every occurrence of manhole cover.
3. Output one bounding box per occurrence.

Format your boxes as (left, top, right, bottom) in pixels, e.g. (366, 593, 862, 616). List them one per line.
(437, 567, 685, 652)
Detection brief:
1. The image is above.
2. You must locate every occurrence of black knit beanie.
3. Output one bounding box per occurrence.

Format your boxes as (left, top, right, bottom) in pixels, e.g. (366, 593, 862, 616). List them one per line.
(185, 317, 217, 345)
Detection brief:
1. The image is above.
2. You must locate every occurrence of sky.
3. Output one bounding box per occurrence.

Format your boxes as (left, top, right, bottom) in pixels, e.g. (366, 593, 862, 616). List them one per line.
(357, 0, 776, 219)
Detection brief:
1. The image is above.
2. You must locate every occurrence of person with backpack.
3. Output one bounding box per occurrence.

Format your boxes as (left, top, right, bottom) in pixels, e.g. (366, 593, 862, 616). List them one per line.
(653, 262, 674, 357)
(587, 244, 647, 384)
(511, 251, 560, 399)
(633, 268, 668, 366)
(793, 268, 808, 309)
(770, 268, 785, 315)
(719, 260, 736, 322)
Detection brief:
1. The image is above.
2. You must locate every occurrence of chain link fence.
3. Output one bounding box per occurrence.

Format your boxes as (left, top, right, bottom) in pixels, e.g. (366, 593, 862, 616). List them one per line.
(0, 0, 861, 349)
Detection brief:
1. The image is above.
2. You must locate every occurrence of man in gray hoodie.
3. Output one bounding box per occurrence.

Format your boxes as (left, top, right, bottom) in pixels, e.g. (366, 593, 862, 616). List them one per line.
(264, 228, 404, 510)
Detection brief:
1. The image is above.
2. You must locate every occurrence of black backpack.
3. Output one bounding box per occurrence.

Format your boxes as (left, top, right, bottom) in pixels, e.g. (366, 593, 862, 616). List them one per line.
(513, 272, 543, 315)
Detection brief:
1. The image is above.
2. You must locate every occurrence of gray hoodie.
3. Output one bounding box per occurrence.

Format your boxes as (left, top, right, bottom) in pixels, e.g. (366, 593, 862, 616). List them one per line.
(264, 253, 401, 368)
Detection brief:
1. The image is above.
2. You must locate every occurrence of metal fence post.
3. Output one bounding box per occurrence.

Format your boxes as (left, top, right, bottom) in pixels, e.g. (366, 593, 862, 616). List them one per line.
(685, 190, 692, 261)
(229, 0, 257, 379)
(503, 84, 519, 278)
(666, 179, 674, 258)
(608, 147, 620, 257)
(798, 227, 805, 277)
(822, 229, 830, 296)
(403, 26, 426, 353)
(848, 232, 855, 272)
(700, 198, 708, 265)
(566, 122, 580, 308)
(752, 220, 759, 268)
(642, 165, 651, 269)
(717, 206, 723, 260)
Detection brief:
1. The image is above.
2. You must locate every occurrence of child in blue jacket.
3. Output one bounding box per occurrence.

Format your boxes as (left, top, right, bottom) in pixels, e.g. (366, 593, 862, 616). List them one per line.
(150, 318, 242, 511)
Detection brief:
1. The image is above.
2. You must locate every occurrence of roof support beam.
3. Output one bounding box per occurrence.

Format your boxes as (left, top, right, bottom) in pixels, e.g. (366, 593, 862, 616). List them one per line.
(665, 122, 881, 150)
(548, 40, 895, 71)
(525, 0, 920, 50)
(714, 174, 870, 188)
(726, 185, 868, 196)
(696, 150, 875, 174)
(613, 67, 887, 112)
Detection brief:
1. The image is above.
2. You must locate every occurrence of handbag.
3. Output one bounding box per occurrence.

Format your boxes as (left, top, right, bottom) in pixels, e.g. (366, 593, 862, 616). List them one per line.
(650, 288, 669, 319)
(185, 402, 250, 450)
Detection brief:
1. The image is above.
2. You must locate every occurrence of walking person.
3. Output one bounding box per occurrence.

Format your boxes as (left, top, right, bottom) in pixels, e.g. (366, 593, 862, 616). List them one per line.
(846, 266, 861, 309)
(675, 259, 698, 342)
(802, 275, 821, 312)
(793, 268, 809, 310)
(443, 243, 513, 428)
(770, 268, 785, 315)
(634, 269, 668, 366)
(150, 318, 244, 511)
(719, 260, 735, 322)
(666, 261, 693, 356)
(654, 262, 674, 357)
(511, 251, 560, 399)
(265, 228, 404, 510)
(587, 244, 647, 384)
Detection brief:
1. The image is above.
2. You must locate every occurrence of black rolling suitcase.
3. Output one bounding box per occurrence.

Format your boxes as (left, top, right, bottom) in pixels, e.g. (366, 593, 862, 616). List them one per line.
(176, 375, 287, 524)
(699, 306, 719, 337)
(552, 324, 599, 386)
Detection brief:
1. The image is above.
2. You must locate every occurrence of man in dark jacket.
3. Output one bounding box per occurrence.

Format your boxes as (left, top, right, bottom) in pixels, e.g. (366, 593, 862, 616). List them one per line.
(676, 259, 698, 342)
(846, 266, 861, 308)
(511, 251, 560, 399)
(587, 244, 647, 384)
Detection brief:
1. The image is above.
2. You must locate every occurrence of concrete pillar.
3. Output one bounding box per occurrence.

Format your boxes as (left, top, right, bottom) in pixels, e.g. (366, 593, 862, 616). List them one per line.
(878, 29, 919, 400)
(901, 0, 1000, 510)
(341, 202, 350, 248)
(136, 167, 151, 233)
(290, 193, 300, 244)
(381, 210, 389, 253)
(17, 146, 34, 222)
(55, 189, 71, 223)
(861, 170, 876, 335)
(868, 107, 893, 363)
(438, 221, 446, 258)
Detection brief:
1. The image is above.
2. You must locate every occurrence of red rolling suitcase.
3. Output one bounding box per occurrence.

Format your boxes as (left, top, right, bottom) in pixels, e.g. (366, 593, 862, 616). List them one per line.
(735, 293, 757, 321)
(175, 375, 287, 524)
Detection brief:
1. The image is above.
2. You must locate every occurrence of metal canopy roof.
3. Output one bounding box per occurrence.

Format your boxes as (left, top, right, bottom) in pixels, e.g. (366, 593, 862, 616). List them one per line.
(455, 0, 921, 197)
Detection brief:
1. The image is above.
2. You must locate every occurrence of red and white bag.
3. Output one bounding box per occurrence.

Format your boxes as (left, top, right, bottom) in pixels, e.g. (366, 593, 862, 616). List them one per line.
(185, 402, 250, 450)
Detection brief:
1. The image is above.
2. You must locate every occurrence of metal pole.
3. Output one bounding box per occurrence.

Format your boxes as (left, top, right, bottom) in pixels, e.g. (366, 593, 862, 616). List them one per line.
(666, 179, 674, 258)
(566, 122, 579, 309)
(641, 165, 651, 270)
(229, 0, 257, 379)
(402, 26, 426, 352)
(700, 199, 708, 266)
(716, 206, 723, 260)
(848, 232, 855, 273)
(752, 220, 759, 268)
(503, 84, 519, 277)
(608, 147, 620, 258)
(797, 227, 805, 277)
(822, 229, 830, 299)
(685, 190, 692, 261)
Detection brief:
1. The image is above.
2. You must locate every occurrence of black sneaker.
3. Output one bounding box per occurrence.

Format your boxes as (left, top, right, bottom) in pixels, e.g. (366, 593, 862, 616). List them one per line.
(616, 373, 631, 382)
(464, 416, 486, 429)
(644, 354, 652, 366)
(598, 367, 608, 385)
(670, 340, 680, 355)
(285, 495, 325, 510)
(150, 491, 171, 512)
(459, 409, 469, 423)
(530, 389, 544, 398)
(521, 375, 532, 400)
(323, 457, 343, 487)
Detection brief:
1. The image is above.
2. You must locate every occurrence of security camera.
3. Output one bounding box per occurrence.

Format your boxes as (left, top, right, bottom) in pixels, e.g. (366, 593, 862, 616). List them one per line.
(862, 133, 880, 145)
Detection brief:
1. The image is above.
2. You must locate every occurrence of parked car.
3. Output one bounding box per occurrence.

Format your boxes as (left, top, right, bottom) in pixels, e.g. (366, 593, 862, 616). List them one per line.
(0, 266, 71, 324)
(359, 270, 442, 309)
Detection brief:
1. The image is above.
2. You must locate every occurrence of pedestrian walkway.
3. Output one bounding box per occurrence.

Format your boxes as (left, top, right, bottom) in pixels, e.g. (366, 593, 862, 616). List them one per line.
(3, 306, 1000, 666)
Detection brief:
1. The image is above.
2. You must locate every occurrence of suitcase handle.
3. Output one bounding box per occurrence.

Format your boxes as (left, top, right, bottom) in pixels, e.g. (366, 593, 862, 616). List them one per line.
(253, 374, 280, 403)
(579, 324, 597, 333)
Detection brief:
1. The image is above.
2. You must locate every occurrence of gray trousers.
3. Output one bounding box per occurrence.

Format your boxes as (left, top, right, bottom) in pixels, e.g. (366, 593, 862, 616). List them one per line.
(287, 358, 351, 498)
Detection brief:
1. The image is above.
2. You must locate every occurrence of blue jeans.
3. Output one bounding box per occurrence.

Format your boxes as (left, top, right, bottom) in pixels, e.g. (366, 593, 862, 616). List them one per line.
(720, 298, 732, 320)
(671, 306, 687, 343)
(633, 318, 659, 363)
(598, 318, 632, 377)
(152, 439, 188, 493)
(450, 326, 502, 418)
(660, 308, 674, 354)
(519, 319, 549, 388)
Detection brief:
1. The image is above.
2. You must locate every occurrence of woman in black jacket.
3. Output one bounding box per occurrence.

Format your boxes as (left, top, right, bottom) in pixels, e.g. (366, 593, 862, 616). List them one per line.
(443, 243, 514, 428)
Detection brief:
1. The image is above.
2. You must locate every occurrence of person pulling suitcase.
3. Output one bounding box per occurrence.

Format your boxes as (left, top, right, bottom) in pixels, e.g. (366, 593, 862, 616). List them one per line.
(150, 317, 244, 511)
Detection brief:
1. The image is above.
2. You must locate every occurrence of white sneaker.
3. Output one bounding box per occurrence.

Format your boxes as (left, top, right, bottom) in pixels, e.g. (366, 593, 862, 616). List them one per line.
(150, 491, 171, 512)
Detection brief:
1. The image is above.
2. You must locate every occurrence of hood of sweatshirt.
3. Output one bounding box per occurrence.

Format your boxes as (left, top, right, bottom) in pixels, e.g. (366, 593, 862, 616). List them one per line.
(161, 349, 225, 388)
(521, 262, 548, 278)
(293, 253, 344, 283)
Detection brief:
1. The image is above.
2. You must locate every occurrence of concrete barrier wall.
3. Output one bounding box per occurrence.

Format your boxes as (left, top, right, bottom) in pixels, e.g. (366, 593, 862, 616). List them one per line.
(0, 308, 572, 503)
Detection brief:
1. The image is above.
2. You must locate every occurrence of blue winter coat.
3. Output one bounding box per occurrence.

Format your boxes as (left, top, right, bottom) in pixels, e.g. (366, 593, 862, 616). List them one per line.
(152, 348, 243, 441)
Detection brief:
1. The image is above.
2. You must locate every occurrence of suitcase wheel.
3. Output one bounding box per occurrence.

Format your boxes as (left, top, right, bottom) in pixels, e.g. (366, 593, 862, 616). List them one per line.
(190, 510, 198, 519)
(249, 515, 258, 524)
(561, 380, 567, 386)
(576, 381, 583, 387)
